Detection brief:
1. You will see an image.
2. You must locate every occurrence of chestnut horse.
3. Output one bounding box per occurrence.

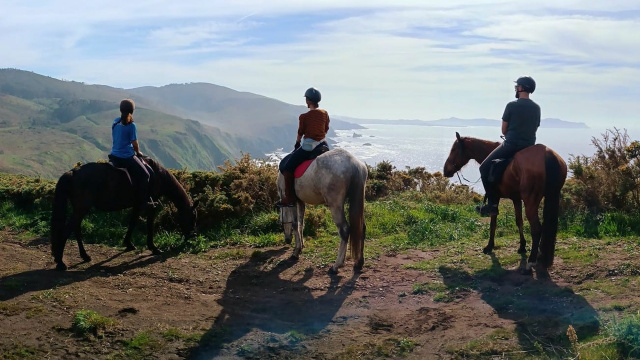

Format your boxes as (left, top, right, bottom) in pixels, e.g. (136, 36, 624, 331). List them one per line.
(50, 157, 197, 271)
(443, 132, 567, 271)
(278, 148, 367, 274)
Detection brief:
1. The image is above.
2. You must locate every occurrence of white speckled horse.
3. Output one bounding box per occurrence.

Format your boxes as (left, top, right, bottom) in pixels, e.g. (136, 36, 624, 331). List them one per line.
(278, 148, 367, 274)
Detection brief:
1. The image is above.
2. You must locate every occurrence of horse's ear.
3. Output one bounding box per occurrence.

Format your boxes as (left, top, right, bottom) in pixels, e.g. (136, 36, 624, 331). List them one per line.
(456, 132, 461, 140)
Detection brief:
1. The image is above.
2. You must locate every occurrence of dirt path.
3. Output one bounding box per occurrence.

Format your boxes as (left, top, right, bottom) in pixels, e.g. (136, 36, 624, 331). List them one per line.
(0, 230, 633, 359)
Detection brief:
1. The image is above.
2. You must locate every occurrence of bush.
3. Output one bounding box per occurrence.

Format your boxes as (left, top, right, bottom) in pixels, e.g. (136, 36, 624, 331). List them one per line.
(606, 312, 640, 358)
(564, 128, 640, 214)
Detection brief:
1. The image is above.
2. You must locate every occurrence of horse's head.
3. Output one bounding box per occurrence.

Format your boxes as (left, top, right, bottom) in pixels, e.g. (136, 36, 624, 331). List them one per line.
(443, 132, 472, 177)
(179, 199, 199, 239)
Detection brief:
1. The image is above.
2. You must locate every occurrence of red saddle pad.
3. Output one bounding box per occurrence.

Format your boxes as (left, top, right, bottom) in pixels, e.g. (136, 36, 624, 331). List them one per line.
(294, 159, 314, 178)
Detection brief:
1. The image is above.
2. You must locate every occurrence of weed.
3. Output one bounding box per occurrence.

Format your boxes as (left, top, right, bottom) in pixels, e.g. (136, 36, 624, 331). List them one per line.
(71, 310, 116, 338)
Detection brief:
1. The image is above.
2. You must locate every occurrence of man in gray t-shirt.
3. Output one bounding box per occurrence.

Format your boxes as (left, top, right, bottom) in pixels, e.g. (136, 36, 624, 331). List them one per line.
(477, 76, 540, 217)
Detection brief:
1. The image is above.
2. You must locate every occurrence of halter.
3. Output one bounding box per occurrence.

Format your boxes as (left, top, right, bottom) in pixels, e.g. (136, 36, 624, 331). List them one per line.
(452, 137, 481, 186)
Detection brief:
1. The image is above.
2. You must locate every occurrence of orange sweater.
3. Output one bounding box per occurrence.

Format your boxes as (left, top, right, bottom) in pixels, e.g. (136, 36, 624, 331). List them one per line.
(297, 109, 330, 141)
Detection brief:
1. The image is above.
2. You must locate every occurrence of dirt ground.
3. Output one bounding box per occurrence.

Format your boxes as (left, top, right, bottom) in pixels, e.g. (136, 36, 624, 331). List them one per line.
(0, 229, 635, 359)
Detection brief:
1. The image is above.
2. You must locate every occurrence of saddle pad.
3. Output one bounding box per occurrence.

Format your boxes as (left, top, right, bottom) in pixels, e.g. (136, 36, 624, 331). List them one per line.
(294, 159, 314, 178)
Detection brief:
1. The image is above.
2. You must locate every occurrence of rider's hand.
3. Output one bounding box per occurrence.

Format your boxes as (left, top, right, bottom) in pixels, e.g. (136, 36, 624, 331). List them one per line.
(294, 141, 301, 150)
(136, 151, 144, 157)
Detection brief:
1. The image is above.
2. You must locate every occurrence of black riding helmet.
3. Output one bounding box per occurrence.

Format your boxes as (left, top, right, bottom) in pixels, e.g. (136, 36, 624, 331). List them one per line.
(119, 99, 135, 114)
(515, 76, 536, 93)
(304, 87, 321, 103)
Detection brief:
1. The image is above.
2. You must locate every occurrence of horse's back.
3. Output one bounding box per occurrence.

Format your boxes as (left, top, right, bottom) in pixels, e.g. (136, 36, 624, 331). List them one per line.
(68, 162, 135, 209)
(504, 144, 567, 198)
(294, 149, 367, 205)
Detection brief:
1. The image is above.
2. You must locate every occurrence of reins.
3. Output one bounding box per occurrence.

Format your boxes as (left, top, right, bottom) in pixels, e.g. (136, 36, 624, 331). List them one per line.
(456, 171, 482, 186)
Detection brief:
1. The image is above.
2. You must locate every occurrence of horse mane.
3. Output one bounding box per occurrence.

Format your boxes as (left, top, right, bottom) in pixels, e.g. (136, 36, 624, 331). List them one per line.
(144, 157, 192, 209)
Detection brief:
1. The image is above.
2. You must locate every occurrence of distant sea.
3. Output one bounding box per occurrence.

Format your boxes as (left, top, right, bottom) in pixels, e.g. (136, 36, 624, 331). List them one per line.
(267, 124, 639, 192)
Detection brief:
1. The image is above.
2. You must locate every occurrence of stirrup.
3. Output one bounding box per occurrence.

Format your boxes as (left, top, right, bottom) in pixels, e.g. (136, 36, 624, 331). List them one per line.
(476, 204, 499, 217)
(275, 200, 296, 208)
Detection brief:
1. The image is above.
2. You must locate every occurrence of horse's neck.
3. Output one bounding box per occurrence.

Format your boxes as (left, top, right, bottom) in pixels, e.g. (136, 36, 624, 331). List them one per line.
(158, 170, 191, 210)
(469, 139, 500, 163)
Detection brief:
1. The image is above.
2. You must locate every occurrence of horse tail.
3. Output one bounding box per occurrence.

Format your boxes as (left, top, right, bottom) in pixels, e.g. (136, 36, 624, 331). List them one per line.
(540, 150, 562, 267)
(348, 164, 367, 266)
(50, 171, 72, 257)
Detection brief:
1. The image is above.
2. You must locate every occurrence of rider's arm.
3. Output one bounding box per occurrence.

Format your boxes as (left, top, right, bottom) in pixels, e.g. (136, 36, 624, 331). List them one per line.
(501, 121, 508, 136)
(132, 140, 142, 156)
(297, 114, 305, 142)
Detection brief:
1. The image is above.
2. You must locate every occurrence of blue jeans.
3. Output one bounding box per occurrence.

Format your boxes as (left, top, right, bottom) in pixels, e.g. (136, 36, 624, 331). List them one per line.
(279, 142, 329, 173)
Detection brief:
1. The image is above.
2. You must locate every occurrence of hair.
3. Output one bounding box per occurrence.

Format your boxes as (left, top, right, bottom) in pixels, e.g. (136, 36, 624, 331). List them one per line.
(306, 98, 320, 108)
(119, 99, 135, 125)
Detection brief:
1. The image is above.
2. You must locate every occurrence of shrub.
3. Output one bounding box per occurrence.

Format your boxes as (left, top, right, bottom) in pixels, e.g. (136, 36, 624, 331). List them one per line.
(564, 128, 640, 214)
(71, 310, 115, 338)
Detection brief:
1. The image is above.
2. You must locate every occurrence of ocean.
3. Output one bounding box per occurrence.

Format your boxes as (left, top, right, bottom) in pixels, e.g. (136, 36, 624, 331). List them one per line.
(329, 124, 639, 191)
(266, 124, 638, 192)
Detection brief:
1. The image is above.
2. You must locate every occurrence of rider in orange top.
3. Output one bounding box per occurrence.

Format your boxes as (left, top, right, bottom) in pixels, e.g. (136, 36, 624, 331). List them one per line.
(276, 87, 330, 207)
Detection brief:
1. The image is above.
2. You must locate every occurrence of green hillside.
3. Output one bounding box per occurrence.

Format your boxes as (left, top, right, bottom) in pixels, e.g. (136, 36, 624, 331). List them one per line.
(0, 69, 362, 178)
(0, 91, 234, 178)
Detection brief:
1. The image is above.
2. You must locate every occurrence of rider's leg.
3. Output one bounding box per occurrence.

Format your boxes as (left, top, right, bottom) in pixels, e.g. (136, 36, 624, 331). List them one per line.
(277, 149, 307, 207)
(127, 156, 152, 210)
(477, 143, 517, 216)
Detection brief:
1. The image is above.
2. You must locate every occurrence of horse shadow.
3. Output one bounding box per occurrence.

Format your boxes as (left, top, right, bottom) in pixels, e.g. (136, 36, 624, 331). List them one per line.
(189, 248, 358, 359)
(0, 249, 166, 302)
(439, 255, 599, 353)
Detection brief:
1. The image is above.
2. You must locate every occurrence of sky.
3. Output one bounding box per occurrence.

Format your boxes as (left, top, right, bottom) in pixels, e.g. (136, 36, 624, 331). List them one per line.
(1, 1, 639, 128)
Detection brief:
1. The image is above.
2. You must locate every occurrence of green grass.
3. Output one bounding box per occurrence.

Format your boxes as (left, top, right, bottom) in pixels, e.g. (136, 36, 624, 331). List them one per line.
(71, 310, 116, 338)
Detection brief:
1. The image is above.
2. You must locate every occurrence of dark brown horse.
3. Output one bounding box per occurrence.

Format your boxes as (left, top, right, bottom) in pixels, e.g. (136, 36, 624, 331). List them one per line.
(50, 157, 197, 271)
(443, 132, 567, 271)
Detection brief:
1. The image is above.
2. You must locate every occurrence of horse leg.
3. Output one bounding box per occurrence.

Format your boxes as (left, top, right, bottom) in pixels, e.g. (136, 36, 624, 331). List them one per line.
(513, 200, 527, 254)
(53, 218, 75, 271)
(524, 202, 543, 271)
(146, 211, 161, 255)
(483, 215, 498, 254)
(123, 208, 140, 251)
(71, 212, 92, 263)
(291, 203, 304, 259)
(328, 205, 350, 274)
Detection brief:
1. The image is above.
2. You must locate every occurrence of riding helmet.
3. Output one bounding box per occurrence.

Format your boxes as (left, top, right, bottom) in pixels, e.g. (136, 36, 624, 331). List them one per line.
(515, 76, 536, 93)
(304, 87, 321, 103)
(119, 99, 135, 114)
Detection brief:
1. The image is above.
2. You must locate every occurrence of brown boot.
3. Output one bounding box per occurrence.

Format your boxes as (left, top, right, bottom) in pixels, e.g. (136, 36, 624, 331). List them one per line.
(276, 171, 296, 207)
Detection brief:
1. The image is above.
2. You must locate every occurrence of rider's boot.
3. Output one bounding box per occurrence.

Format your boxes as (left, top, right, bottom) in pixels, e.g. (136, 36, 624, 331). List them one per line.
(476, 188, 499, 217)
(276, 171, 297, 208)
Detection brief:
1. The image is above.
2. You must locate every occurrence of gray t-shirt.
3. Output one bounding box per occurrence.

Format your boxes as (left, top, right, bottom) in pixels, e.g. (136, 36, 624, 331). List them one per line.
(502, 98, 540, 147)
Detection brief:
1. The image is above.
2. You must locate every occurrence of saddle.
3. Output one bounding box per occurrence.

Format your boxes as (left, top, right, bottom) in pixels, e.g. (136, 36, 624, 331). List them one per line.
(294, 144, 330, 178)
(107, 155, 156, 189)
(487, 157, 513, 185)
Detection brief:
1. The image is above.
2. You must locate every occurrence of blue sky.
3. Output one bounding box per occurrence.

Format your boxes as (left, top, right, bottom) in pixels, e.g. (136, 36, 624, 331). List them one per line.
(1, 1, 639, 128)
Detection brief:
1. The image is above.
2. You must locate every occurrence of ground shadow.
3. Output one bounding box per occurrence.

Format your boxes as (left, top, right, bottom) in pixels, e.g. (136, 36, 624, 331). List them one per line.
(189, 248, 359, 359)
(0, 249, 167, 302)
(439, 255, 599, 356)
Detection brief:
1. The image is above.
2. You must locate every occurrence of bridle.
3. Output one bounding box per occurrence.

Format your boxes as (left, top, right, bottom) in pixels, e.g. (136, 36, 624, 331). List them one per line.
(452, 138, 481, 186)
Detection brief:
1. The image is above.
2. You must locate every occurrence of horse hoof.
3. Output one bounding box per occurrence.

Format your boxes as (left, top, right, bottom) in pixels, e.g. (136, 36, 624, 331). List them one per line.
(125, 245, 136, 252)
(151, 249, 162, 255)
(55, 263, 68, 271)
(284, 237, 292, 245)
(81, 255, 92, 263)
(289, 254, 299, 261)
(517, 248, 526, 254)
(520, 267, 533, 275)
(328, 267, 339, 275)
(482, 248, 493, 255)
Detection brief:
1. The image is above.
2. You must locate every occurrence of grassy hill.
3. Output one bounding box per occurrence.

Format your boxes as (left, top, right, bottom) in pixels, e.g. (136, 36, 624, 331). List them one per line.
(0, 69, 362, 178)
(0, 90, 233, 178)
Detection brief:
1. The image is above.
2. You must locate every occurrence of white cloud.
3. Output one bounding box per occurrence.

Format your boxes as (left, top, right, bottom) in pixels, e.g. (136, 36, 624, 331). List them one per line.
(0, 1, 638, 127)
